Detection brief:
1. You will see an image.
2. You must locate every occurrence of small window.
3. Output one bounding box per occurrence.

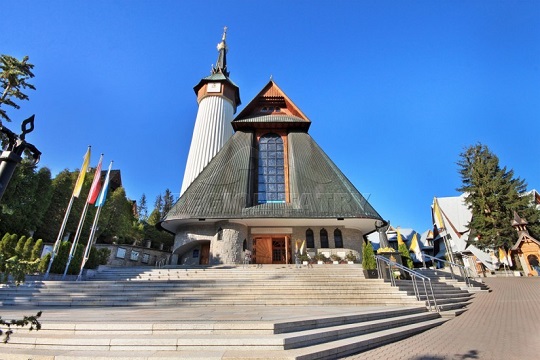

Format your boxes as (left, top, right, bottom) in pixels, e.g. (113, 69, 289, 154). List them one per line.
(130, 250, 139, 261)
(334, 229, 343, 248)
(193, 249, 200, 258)
(243, 239, 247, 251)
(320, 229, 329, 248)
(306, 229, 315, 248)
(142, 253, 150, 264)
(116, 248, 126, 259)
(217, 227, 223, 240)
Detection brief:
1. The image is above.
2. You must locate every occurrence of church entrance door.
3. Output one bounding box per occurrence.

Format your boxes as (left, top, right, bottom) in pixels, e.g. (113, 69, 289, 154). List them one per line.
(253, 237, 288, 264)
(200, 243, 210, 265)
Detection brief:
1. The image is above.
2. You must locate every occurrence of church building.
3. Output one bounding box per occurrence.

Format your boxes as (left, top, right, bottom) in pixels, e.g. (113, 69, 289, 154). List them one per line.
(159, 30, 383, 265)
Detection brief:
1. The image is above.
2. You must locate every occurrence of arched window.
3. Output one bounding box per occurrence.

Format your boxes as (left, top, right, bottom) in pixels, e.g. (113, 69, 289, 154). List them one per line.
(306, 229, 315, 248)
(320, 228, 329, 248)
(334, 229, 343, 248)
(217, 227, 223, 241)
(258, 133, 286, 203)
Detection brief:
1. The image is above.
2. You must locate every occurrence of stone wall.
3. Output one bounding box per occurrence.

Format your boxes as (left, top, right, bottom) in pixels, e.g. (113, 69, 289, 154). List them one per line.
(210, 221, 248, 265)
(95, 244, 170, 267)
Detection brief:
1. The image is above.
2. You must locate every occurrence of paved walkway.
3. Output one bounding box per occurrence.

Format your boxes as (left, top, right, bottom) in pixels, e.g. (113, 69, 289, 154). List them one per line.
(342, 277, 540, 360)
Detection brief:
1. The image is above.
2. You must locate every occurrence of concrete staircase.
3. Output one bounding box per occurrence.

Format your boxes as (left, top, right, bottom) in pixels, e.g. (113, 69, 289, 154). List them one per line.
(0, 265, 457, 359)
(415, 268, 491, 293)
(0, 265, 423, 307)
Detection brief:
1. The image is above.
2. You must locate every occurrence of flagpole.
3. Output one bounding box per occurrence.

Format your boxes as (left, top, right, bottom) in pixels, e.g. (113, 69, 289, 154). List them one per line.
(43, 195, 75, 279)
(77, 160, 113, 281)
(43, 146, 91, 280)
(62, 154, 103, 280)
(77, 205, 103, 281)
(62, 200, 90, 279)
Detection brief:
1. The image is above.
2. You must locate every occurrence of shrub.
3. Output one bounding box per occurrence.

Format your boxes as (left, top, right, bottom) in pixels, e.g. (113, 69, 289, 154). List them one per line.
(362, 242, 377, 270)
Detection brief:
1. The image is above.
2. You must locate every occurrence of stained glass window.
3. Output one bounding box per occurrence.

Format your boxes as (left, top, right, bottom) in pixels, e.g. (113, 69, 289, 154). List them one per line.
(258, 133, 286, 203)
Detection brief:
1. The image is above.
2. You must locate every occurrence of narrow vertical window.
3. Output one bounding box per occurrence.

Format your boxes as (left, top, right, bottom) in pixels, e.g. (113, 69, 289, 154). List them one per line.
(258, 133, 286, 203)
(320, 229, 329, 248)
(217, 227, 223, 240)
(306, 229, 315, 248)
(334, 229, 343, 248)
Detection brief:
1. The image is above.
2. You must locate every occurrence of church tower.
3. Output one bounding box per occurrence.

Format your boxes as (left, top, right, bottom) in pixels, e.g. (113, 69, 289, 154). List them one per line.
(180, 28, 241, 195)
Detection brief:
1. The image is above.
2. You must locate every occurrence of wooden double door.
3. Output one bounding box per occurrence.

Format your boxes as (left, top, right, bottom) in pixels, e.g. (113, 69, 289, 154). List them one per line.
(253, 236, 289, 264)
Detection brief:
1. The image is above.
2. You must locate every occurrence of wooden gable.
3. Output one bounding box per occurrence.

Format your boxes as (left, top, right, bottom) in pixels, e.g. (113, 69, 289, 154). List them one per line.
(234, 80, 310, 122)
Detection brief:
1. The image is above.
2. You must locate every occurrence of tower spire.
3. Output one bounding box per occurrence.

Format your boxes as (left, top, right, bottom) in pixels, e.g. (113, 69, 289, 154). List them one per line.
(212, 26, 229, 77)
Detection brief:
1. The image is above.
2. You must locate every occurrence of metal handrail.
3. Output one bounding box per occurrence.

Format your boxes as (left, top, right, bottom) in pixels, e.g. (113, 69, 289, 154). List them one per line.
(156, 257, 167, 269)
(375, 255, 439, 312)
(423, 254, 472, 288)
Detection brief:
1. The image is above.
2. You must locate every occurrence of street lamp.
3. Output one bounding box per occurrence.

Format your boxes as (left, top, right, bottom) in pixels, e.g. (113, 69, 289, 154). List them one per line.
(0, 115, 41, 201)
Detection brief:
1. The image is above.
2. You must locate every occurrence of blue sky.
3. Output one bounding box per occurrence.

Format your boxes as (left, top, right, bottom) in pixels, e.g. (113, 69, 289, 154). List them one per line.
(3, 1, 539, 233)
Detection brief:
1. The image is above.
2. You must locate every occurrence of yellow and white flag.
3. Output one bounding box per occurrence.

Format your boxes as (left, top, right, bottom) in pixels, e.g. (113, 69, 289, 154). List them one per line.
(409, 233, 423, 262)
(72, 146, 91, 198)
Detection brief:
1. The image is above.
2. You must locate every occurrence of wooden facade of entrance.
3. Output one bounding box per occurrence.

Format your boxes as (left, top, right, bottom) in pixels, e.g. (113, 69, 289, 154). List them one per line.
(253, 236, 290, 264)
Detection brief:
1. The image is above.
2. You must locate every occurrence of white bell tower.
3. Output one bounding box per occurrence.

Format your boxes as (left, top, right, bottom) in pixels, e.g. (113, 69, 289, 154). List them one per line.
(180, 27, 241, 195)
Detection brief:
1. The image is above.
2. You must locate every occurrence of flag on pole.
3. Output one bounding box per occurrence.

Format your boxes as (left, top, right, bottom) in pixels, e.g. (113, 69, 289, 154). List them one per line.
(498, 247, 510, 266)
(397, 227, 405, 245)
(299, 240, 306, 255)
(72, 146, 91, 198)
(409, 233, 424, 262)
(433, 198, 445, 230)
(87, 154, 103, 205)
(95, 161, 113, 207)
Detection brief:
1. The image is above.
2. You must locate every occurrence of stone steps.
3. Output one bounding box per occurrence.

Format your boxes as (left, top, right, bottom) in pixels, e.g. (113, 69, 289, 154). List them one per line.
(1, 307, 446, 359)
(0, 265, 477, 358)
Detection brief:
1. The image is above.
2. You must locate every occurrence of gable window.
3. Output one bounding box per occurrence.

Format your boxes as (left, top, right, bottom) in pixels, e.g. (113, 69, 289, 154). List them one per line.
(258, 133, 286, 203)
(320, 229, 329, 248)
(334, 229, 343, 248)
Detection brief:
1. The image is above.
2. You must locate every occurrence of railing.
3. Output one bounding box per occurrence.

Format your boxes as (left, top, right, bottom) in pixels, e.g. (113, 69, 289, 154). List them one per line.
(423, 254, 472, 288)
(155, 257, 167, 269)
(375, 255, 439, 312)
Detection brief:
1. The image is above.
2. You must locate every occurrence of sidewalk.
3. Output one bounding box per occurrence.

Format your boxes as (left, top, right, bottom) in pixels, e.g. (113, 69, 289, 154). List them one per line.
(342, 277, 540, 360)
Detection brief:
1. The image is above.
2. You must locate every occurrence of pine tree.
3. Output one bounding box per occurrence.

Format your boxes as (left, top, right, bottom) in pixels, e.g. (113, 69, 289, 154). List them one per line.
(0, 54, 35, 123)
(457, 143, 540, 249)
(137, 194, 148, 222)
(162, 189, 175, 216)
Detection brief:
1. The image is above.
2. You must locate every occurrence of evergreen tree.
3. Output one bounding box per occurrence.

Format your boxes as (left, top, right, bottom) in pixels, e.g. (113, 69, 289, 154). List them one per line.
(137, 194, 148, 222)
(14, 235, 27, 257)
(0, 54, 35, 123)
(362, 242, 377, 270)
(457, 143, 540, 249)
(398, 243, 413, 269)
(22, 237, 34, 260)
(97, 187, 136, 243)
(0, 161, 52, 236)
(0, 233, 18, 259)
(162, 189, 175, 216)
(30, 239, 43, 261)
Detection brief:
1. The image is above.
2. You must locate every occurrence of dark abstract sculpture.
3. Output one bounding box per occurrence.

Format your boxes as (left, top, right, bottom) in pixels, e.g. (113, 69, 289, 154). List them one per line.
(0, 115, 41, 200)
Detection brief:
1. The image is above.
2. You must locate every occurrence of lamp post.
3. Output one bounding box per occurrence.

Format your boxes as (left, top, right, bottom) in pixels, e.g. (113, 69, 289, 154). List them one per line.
(0, 115, 41, 201)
